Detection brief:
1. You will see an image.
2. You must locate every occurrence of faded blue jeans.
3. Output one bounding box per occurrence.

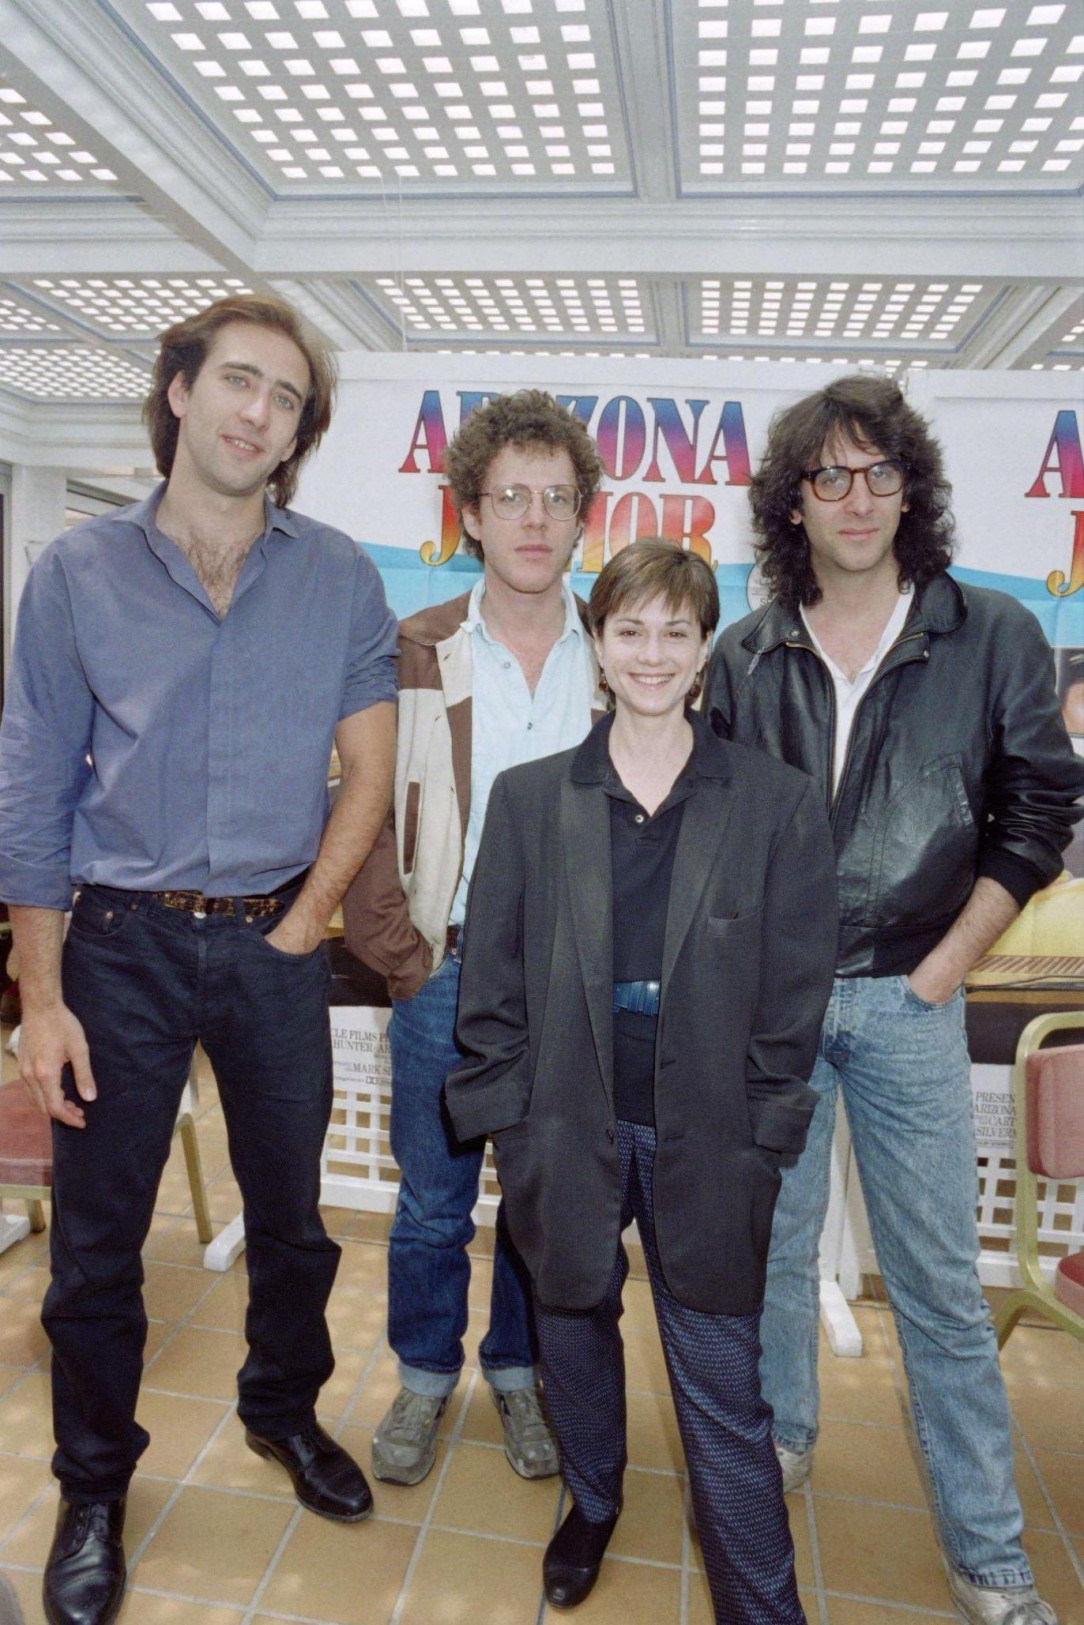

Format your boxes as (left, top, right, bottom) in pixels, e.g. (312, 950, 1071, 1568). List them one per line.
(760, 973, 1032, 1590)
(387, 947, 538, 1397)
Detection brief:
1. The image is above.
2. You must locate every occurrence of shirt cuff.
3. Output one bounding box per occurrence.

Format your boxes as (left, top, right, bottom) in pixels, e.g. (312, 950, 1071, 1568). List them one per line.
(0, 857, 74, 912)
(976, 848, 1051, 911)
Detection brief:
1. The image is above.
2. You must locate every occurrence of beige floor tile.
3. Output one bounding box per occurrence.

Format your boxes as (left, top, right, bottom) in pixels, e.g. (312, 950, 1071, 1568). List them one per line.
(0, 1301, 48, 1368)
(823, 1598, 947, 1623)
(322, 1205, 363, 1240)
(141, 1215, 216, 1269)
(141, 1262, 216, 1325)
(117, 1595, 245, 1624)
(397, 1527, 543, 1625)
(0, 1373, 52, 1460)
(1000, 1326, 1084, 1391)
(850, 1304, 902, 1365)
(1015, 1444, 1058, 1533)
(142, 1320, 173, 1365)
(621, 1278, 657, 1336)
(624, 1388, 684, 1474)
(343, 1209, 394, 1245)
(257, 1512, 417, 1623)
(189, 1418, 293, 1500)
(467, 1228, 495, 1260)
(541, 1552, 681, 1624)
(813, 1496, 949, 1611)
(200, 1178, 245, 1227)
(1033, 1447, 1084, 1537)
(348, 1357, 409, 1436)
(1007, 1377, 1084, 1454)
(324, 1288, 388, 1355)
(318, 1349, 371, 1421)
(188, 1272, 248, 1334)
(467, 1255, 494, 1311)
(135, 1391, 230, 1481)
(134, 1484, 295, 1606)
(1023, 1528, 1084, 1623)
(0, 1564, 45, 1625)
(811, 1419, 927, 1507)
(0, 1265, 50, 1307)
(0, 1227, 48, 1288)
(0, 1454, 52, 1543)
(431, 1439, 559, 1542)
(623, 1328, 671, 1396)
(458, 1385, 505, 1449)
(461, 1311, 484, 1368)
(3, 1476, 172, 1568)
(143, 1325, 247, 1401)
(687, 1571, 815, 1624)
(818, 1348, 907, 1429)
(335, 1243, 390, 1295)
(607, 1467, 684, 1566)
(0, 1364, 26, 1401)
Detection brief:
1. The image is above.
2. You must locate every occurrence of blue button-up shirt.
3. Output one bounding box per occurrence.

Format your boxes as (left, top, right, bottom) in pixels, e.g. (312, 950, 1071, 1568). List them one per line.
(0, 485, 398, 909)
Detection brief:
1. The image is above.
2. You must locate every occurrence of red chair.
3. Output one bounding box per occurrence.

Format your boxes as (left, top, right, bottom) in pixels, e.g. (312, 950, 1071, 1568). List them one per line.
(994, 1011, 1084, 1347)
(0, 1057, 212, 1256)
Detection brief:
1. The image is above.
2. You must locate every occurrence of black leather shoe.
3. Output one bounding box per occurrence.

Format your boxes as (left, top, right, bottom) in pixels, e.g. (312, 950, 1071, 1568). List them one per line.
(245, 1423, 373, 1521)
(43, 1497, 126, 1625)
(543, 1502, 620, 1609)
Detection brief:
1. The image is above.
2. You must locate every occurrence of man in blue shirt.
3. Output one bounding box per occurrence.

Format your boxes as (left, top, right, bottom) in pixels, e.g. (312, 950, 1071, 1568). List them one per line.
(0, 294, 398, 1625)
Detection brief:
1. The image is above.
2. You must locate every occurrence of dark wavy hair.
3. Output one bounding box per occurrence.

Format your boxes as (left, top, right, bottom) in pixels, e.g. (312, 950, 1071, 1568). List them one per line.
(445, 389, 603, 561)
(750, 374, 955, 610)
(143, 293, 336, 509)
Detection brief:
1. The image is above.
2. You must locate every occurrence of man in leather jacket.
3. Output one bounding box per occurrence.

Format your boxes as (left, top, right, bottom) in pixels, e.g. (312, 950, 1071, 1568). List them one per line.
(705, 375, 1083, 1625)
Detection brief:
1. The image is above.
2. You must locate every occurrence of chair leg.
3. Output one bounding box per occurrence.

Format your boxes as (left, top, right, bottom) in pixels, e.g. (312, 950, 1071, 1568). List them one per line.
(26, 1199, 46, 1233)
(176, 1113, 213, 1245)
(993, 1289, 1032, 1349)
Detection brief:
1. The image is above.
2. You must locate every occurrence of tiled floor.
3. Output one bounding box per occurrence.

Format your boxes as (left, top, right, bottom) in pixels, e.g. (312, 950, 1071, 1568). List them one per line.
(1, 1054, 1082, 1625)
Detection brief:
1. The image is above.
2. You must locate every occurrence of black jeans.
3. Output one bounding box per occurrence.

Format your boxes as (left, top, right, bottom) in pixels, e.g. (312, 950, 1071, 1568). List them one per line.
(44, 884, 340, 1502)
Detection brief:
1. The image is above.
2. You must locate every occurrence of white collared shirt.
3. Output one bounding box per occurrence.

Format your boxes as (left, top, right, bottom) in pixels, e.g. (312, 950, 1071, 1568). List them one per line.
(801, 586, 913, 794)
(449, 578, 595, 924)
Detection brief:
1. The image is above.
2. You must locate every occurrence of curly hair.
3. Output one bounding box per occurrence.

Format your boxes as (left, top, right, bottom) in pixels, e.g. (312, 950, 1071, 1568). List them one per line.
(444, 389, 603, 560)
(143, 293, 336, 509)
(750, 374, 955, 610)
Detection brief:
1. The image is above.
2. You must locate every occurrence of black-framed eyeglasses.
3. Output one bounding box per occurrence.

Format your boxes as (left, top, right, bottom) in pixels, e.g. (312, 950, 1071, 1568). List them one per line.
(479, 484, 582, 521)
(801, 460, 905, 503)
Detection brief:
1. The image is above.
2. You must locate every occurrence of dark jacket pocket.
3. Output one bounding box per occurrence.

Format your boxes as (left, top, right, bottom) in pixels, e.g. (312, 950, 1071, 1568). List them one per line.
(402, 781, 421, 876)
(864, 754, 976, 929)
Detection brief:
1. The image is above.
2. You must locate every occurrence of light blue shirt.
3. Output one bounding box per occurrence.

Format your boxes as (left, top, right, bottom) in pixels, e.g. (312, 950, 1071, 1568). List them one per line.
(0, 484, 398, 909)
(449, 579, 595, 925)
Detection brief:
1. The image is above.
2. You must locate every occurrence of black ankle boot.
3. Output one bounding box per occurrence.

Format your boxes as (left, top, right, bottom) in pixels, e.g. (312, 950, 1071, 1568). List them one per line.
(543, 1502, 620, 1608)
(43, 1497, 126, 1625)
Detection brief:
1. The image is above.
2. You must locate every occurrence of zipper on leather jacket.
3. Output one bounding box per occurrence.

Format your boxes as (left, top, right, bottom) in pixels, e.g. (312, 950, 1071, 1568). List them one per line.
(785, 628, 926, 818)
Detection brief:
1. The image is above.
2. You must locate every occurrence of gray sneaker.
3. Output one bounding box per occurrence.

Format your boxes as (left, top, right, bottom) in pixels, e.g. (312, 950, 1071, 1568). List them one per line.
(774, 1439, 814, 1493)
(947, 1568, 1058, 1625)
(371, 1388, 449, 1486)
(490, 1385, 560, 1479)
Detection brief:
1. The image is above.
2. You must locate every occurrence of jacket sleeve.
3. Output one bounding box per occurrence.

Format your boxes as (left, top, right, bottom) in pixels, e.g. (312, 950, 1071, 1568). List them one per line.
(445, 771, 531, 1142)
(703, 635, 736, 737)
(746, 777, 838, 1159)
(976, 606, 1084, 906)
(340, 811, 433, 1001)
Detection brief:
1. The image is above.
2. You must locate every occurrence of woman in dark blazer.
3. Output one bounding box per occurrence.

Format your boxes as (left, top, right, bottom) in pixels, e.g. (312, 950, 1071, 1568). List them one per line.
(447, 540, 837, 1624)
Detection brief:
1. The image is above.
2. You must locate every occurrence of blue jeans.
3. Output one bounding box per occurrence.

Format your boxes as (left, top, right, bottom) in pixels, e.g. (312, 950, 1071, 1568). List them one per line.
(760, 974, 1031, 1589)
(387, 949, 537, 1397)
(47, 884, 340, 1501)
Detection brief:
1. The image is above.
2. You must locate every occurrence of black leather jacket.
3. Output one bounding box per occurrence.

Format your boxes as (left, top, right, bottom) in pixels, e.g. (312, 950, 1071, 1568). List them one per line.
(706, 574, 1083, 978)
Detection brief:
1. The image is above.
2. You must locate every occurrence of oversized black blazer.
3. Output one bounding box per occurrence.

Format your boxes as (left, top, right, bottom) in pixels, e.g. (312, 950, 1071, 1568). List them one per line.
(446, 714, 838, 1317)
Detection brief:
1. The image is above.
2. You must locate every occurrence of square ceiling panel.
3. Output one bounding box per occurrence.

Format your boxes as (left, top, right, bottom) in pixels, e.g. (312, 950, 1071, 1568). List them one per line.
(128, 0, 631, 193)
(1023, 290, 1084, 369)
(0, 87, 116, 187)
(691, 274, 1000, 359)
(20, 275, 253, 337)
(0, 293, 66, 336)
(357, 272, 654, 345)
(671, 0, 1084, 191)
(0, 347, 151, 399)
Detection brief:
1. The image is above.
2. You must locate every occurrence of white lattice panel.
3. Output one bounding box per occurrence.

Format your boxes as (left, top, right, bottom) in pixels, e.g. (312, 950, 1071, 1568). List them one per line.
(363, 271, 652, 345)
(323, 1005, 500, 1221)
(23, 276, 252, 336)
(0, 346, 151, 399)
(976, 1154, 1084, 1287)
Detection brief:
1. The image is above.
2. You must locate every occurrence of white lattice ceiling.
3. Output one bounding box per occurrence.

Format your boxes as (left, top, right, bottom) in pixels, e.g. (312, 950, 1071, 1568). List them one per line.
(0, 0, 1078, 414)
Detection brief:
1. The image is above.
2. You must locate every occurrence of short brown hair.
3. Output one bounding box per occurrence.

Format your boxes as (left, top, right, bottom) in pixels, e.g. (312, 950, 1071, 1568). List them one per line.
(445, 389, 603, 560)
(751, 374, 954, 611)
(589, 538, 720, 640)
(143, 293, 337, 509)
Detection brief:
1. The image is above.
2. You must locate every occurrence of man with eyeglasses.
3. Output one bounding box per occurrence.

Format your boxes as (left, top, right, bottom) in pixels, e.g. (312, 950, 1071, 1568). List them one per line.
(344, 390, 605, 1487)
(705, 375, 1082, 1625)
